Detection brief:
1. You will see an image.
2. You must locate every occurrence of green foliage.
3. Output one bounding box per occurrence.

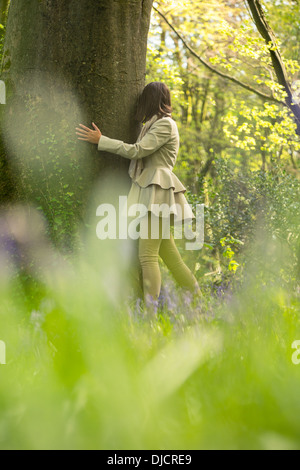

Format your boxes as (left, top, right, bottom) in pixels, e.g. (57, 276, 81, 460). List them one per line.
(184, 157, 300, 290)
(0, 213, 299, 449)
(149, 0, 300, 179)
(222, 100, 300, 167)
(220, 235, 244, 273)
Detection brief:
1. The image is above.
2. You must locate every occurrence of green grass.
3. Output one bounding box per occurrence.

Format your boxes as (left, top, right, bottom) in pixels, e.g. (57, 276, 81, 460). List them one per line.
(0, 223, 299, 450)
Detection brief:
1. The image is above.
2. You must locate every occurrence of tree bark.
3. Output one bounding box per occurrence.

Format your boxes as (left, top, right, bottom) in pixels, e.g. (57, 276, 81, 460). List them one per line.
(0, 1, 153, 299)
(1, 0, 153, 244)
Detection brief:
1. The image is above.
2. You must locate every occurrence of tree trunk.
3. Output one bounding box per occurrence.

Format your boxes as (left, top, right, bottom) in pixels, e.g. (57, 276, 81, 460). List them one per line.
(1, 0, 153, 245)
(0, 0, 153, 299)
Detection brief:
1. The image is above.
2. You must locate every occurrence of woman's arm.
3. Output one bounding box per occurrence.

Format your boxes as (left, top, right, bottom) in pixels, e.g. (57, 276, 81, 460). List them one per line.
(76, 118, 172, 160)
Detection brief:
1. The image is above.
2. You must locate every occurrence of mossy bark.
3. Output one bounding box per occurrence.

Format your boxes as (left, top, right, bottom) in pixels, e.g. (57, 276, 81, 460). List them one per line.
(0, 0, 153, 296)
(0, 0, 153, 228)
(2, 0, 153, 175)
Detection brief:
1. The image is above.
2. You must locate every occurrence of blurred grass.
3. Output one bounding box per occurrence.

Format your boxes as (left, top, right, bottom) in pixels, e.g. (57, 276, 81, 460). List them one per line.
(0, 209, 299, 450)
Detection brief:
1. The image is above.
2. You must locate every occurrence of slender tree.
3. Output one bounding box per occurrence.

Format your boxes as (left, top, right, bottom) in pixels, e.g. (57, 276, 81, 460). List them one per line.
(0, 0, 9, 25)
(246, 0, 300, 134)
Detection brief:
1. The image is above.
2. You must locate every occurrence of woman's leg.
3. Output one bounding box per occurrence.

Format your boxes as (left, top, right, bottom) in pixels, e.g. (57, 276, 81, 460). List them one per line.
(138, 213, 200, 306)
(138, 212, 163, 303)
(139, 237, 162, 302)
(159, 231, 200, 293)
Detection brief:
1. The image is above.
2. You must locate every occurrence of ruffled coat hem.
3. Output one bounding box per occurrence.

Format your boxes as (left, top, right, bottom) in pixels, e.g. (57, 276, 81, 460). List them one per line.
(123, 168, 196, 224)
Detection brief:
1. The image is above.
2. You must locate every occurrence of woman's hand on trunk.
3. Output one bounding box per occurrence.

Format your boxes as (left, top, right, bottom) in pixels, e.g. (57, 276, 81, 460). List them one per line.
(76, 123, 102, 144)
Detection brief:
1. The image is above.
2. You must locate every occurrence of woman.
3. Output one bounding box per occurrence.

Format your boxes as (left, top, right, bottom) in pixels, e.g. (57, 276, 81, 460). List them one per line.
(76, 82, 201, 307)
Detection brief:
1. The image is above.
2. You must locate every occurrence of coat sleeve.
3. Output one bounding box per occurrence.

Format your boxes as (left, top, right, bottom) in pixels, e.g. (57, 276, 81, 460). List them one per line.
(97, 118, 172, 160)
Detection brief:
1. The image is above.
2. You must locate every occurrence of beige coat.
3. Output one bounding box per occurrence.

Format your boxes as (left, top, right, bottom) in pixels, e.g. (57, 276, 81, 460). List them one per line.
(97, 116, 195, 224)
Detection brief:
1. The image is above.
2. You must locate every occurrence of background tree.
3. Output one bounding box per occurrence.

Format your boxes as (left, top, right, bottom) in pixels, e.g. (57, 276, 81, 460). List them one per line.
(0, 0, 9, 25)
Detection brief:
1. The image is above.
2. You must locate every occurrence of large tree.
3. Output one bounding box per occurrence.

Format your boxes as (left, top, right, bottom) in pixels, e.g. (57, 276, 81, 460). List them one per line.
(1, 0, 153, 228)
(0, 0, 154, 296)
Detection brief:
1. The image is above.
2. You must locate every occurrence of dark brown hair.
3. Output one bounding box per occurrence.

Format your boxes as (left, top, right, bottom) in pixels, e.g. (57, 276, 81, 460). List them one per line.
(135, 82, 172, 123)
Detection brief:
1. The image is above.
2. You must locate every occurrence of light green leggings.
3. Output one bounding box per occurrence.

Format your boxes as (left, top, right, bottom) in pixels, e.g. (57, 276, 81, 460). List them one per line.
(138, 212, 200, 302)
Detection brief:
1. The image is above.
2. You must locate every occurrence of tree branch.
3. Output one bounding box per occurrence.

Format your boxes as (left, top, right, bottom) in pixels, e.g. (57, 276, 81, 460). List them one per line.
(153, 5, 286, 106)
